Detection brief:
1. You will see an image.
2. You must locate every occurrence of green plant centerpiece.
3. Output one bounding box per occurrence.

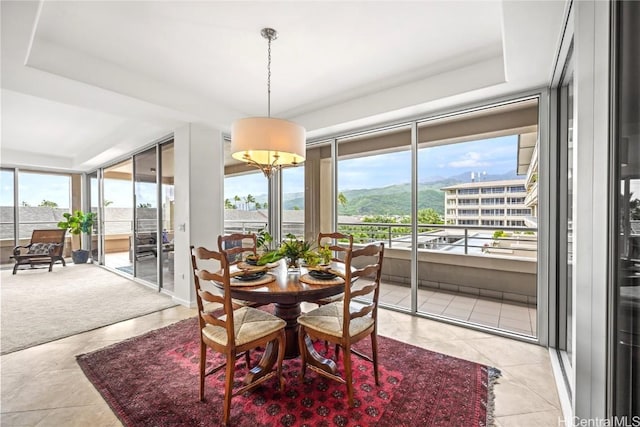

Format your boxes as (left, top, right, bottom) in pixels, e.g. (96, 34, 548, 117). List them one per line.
(278, 233, 312, 271)
(254, 233, 316, 271)
(57, 210, 96, 264)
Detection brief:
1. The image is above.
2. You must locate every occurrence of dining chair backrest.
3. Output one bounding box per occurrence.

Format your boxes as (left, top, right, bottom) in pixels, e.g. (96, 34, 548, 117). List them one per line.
(218, 233, 257, 264)
(341, 242, 385, 334)
(190, 245, 235, 344)
(317, 232, 353, 263)
(189, 244, 286, 425)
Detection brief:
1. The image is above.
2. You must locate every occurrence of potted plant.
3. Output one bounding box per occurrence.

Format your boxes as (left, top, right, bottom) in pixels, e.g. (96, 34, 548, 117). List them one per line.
(278, 233, 312, 271)
(57, 210, 96, 264)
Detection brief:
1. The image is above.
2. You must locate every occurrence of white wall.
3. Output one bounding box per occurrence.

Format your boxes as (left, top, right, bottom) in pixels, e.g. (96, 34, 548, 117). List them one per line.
(171, 123, 224, 306)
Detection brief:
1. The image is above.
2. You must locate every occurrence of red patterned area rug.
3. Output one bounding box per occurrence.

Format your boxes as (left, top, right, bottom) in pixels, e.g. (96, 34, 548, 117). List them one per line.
(77, 317, 500, 426)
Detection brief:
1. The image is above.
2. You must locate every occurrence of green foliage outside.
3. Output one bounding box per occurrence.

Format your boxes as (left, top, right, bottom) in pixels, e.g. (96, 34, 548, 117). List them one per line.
(39, 200, 58, 207)
(493, 230, 506, 239)
(339, 208, 444, 244)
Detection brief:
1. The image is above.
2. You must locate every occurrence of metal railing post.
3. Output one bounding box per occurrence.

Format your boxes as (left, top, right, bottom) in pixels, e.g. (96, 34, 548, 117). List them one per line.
(464, 228, 468, 254)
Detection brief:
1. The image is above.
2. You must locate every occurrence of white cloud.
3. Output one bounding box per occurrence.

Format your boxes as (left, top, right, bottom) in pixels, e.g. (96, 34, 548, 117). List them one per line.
(448, 151, 491, 168)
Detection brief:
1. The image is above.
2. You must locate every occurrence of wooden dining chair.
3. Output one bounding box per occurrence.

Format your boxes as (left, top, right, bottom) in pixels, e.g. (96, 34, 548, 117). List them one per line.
(297, 242, 384, 407)
(190, 245, 286, 425)
(218, 233, 257, 264)
(217, 233, 270, 310)
(313, 232, 354, 306)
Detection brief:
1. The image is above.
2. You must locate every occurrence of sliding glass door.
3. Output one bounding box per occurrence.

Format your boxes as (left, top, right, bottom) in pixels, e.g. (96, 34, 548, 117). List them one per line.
(103, 159, 134, 274)
(133, 147, 158, 285)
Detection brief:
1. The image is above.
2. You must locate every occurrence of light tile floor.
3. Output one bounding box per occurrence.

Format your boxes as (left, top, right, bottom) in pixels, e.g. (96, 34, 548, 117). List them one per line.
(378, 281, 537, 336)
(0, 304, 563, 426)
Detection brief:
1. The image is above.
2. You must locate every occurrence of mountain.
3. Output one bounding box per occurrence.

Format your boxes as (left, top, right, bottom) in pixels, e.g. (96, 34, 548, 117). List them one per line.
(273, 169, 521, 216)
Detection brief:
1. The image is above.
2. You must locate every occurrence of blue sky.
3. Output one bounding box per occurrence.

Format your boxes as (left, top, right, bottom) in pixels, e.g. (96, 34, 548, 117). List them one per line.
(224, 135, 520, 199)
(1, 136, 518, 206)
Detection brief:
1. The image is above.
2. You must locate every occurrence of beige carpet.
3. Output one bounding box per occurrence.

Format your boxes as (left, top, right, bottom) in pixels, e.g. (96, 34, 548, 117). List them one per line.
(1, 263, 177, 354)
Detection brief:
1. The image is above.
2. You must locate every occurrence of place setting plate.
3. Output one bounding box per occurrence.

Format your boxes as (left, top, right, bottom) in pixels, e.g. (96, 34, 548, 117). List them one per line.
(234, 271, 266, 281)
(300, 266, 345, 285)
(308, 269, 337, 280)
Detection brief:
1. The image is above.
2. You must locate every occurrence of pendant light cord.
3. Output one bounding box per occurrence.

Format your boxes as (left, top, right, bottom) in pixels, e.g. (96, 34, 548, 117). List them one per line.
(267, 34, 272, 118)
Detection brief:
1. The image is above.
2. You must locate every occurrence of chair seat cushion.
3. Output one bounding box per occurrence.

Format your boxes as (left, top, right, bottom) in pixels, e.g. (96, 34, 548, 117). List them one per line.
(27, 243, 58, 255)
(314, 293, 344, 305)
(298, 302, 374, 338)
(202, 306, 285, 347)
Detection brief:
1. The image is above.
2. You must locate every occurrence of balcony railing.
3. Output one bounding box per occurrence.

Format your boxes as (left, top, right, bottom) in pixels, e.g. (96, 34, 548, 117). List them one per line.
(222, 220, 538, 257)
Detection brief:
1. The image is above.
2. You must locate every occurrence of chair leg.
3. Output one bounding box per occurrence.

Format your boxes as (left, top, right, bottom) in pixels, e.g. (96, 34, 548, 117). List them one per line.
(298, 326, 307, 380)
(343, 345, 355, 407)
(371, 332, 380, 386)
(48, 260, 54, 272)
(244, 350, 251, 369)
(277, 331, 286, 391)
(199, 341, 206, 401)
(12, 263, 18, 275)
(222, 352, 235, 425)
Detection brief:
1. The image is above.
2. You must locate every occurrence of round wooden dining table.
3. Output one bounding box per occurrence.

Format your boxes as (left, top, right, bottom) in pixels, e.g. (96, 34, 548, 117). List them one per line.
(212, 258, 347, 385)
(224, 258, 347, 358)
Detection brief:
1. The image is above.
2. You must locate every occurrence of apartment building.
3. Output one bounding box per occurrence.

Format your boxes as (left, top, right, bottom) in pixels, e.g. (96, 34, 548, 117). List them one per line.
(442, 179, 530, 227)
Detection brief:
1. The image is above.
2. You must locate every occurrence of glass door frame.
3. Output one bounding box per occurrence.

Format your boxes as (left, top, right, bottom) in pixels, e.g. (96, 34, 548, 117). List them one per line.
(556, 46, 575, 395)
(319, 90, 549, 344)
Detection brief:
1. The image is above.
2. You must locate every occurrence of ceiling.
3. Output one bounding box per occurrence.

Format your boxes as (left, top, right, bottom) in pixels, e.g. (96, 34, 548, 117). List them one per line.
(0, 1, 567, 173)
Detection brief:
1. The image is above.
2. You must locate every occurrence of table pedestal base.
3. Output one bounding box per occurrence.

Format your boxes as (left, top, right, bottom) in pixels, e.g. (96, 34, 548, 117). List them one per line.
(274, 302, 302, 359)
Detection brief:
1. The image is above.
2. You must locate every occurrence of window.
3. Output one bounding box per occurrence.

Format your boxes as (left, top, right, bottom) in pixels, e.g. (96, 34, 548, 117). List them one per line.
(223, 172, 268, 235)
(458, 209, 479, 216)
(481, 198, 505, 205)
(458, 188, 479, 195)
(481, 209, 505, 216)
(459, 219, 479, 225)
(481, 187, 505, 194)
(282, 167, 304, 238)
(508, 185, 526, 193)
(507, 208, 531, 215)
(507, 197, 525, 204)
(482, 220, 504, 226)
(18, 171, 71, 240)
(459, 199, 479, 205)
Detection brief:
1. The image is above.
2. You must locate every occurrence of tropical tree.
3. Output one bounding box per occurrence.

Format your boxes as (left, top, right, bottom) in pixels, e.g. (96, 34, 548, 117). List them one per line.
(255, 202, 262, 210)
(416, 208, 444, 225)
(224, 198, 234, 209)
(233, 195, 241, 209)
(246, 194, 256, 210)
(338, 192, 348, 207)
